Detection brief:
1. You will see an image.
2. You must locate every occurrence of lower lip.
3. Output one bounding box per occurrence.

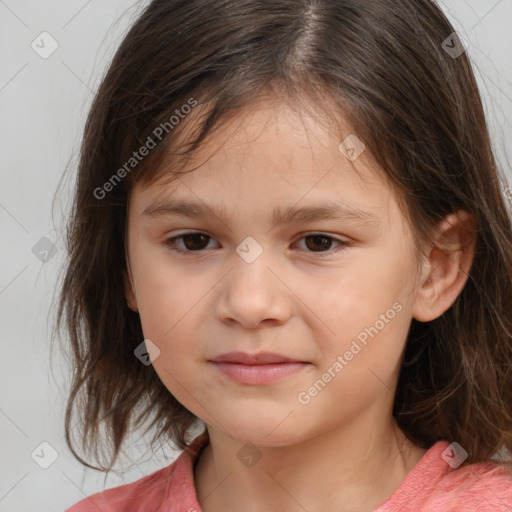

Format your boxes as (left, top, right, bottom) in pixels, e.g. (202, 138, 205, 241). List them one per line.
(210, 362, 309, 385)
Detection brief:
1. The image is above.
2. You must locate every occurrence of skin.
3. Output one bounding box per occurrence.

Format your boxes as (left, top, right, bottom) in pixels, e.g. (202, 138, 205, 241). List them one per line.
(124, 97, 476, 512)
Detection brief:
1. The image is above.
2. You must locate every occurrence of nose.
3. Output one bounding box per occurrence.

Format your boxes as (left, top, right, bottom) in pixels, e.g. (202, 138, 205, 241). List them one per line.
(214, 245, 292, 329)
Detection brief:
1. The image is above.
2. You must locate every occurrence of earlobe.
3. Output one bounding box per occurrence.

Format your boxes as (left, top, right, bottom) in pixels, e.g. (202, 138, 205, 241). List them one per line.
(124, 258, 139, 312)
(412, 210, 476, 322)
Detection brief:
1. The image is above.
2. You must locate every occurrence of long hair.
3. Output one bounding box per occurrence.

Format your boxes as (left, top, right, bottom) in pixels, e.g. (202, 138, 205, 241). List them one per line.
(55, 0, 512, 471)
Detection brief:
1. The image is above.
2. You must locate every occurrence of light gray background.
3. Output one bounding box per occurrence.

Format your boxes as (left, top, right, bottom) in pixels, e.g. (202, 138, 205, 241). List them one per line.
(0, 1, 511, 511)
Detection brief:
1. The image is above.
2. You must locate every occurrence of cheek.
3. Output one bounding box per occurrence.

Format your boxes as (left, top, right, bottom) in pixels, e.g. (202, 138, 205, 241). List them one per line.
(309, 246, 415, 378)
(132, 245, 207, 338)
(137, 274, 206, 404)
(319, 291, 408, 381)
(299, 293, 409, 419)
(317, 253, 411, 329)
(132, 255, 217, 385)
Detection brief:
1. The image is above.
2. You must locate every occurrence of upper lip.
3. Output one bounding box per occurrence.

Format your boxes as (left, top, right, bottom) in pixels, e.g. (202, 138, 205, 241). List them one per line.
(209, 352, 305, 365)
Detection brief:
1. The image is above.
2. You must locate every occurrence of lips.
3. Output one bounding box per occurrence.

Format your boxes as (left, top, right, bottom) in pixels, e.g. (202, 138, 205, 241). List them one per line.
(208, 352, 310, 385)
(208, 351, 305, 365)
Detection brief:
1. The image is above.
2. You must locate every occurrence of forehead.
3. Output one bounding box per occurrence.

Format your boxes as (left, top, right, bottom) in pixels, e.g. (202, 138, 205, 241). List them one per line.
(130, 98, 398, 228)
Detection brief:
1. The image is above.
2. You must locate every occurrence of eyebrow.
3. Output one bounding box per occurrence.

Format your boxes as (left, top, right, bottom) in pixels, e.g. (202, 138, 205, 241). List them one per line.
(141, 198, 381, 227)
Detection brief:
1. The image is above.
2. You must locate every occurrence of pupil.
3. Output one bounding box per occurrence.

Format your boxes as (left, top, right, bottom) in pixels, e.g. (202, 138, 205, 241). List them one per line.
(306, 235, 331, 251)
(184, 234, 208, 250)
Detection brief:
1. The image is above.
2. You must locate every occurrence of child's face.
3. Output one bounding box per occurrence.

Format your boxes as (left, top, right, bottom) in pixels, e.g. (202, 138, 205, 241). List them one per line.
(125, 99, 423, 446)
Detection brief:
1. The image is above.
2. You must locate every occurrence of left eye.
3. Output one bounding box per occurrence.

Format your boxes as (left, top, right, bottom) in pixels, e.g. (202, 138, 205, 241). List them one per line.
(295, 234, 346, 254)
(164, 232, 348, 255)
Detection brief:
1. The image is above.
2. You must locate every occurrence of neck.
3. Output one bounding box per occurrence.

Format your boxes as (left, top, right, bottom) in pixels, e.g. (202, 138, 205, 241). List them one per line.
(194, 408, 427, 512)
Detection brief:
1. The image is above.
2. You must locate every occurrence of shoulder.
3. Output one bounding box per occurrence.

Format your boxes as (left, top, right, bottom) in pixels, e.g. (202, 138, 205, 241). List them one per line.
(63, 460, 177, 512)
(377, 441, 512, 512)
(430, 461, 512, 511)
(64, 433, 208, 512)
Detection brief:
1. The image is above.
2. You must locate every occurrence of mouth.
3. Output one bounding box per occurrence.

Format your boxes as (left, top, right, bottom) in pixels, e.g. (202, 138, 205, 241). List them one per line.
(208, 352, 310, 385)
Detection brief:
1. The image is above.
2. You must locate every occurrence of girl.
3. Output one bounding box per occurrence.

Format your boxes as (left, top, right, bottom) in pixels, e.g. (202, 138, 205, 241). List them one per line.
(58, 0, 512, 510)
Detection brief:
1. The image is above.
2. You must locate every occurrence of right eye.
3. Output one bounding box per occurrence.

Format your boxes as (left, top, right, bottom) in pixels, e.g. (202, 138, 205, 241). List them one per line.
(164, 232, 218, 254)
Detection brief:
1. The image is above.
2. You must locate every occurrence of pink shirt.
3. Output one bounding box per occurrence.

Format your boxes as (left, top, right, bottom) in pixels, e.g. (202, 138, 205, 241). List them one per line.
(65, 434, 512, 511)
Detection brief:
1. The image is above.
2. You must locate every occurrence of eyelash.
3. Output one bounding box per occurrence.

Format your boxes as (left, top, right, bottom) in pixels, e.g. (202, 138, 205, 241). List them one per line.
(164, 232, 349, 257)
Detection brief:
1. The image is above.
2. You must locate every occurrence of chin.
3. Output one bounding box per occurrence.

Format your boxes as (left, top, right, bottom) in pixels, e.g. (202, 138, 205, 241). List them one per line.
(214, 415, 306, 448)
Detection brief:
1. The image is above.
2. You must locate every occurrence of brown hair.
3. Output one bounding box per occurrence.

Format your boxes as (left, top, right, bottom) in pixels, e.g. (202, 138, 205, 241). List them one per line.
(55, 0, 512, 472)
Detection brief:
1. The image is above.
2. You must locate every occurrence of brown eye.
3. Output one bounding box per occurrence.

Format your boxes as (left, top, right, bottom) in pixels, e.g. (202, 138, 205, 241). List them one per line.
(294, 233, 348, 256)
(180, 234, 210, 251)
(165, 233, 215, 253)
(304, 235, 335, 252)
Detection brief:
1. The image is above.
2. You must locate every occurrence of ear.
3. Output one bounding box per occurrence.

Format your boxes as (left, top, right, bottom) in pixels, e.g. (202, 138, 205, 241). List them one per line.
(412, 210, 476, 322)
(124, 257, 139, 312)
